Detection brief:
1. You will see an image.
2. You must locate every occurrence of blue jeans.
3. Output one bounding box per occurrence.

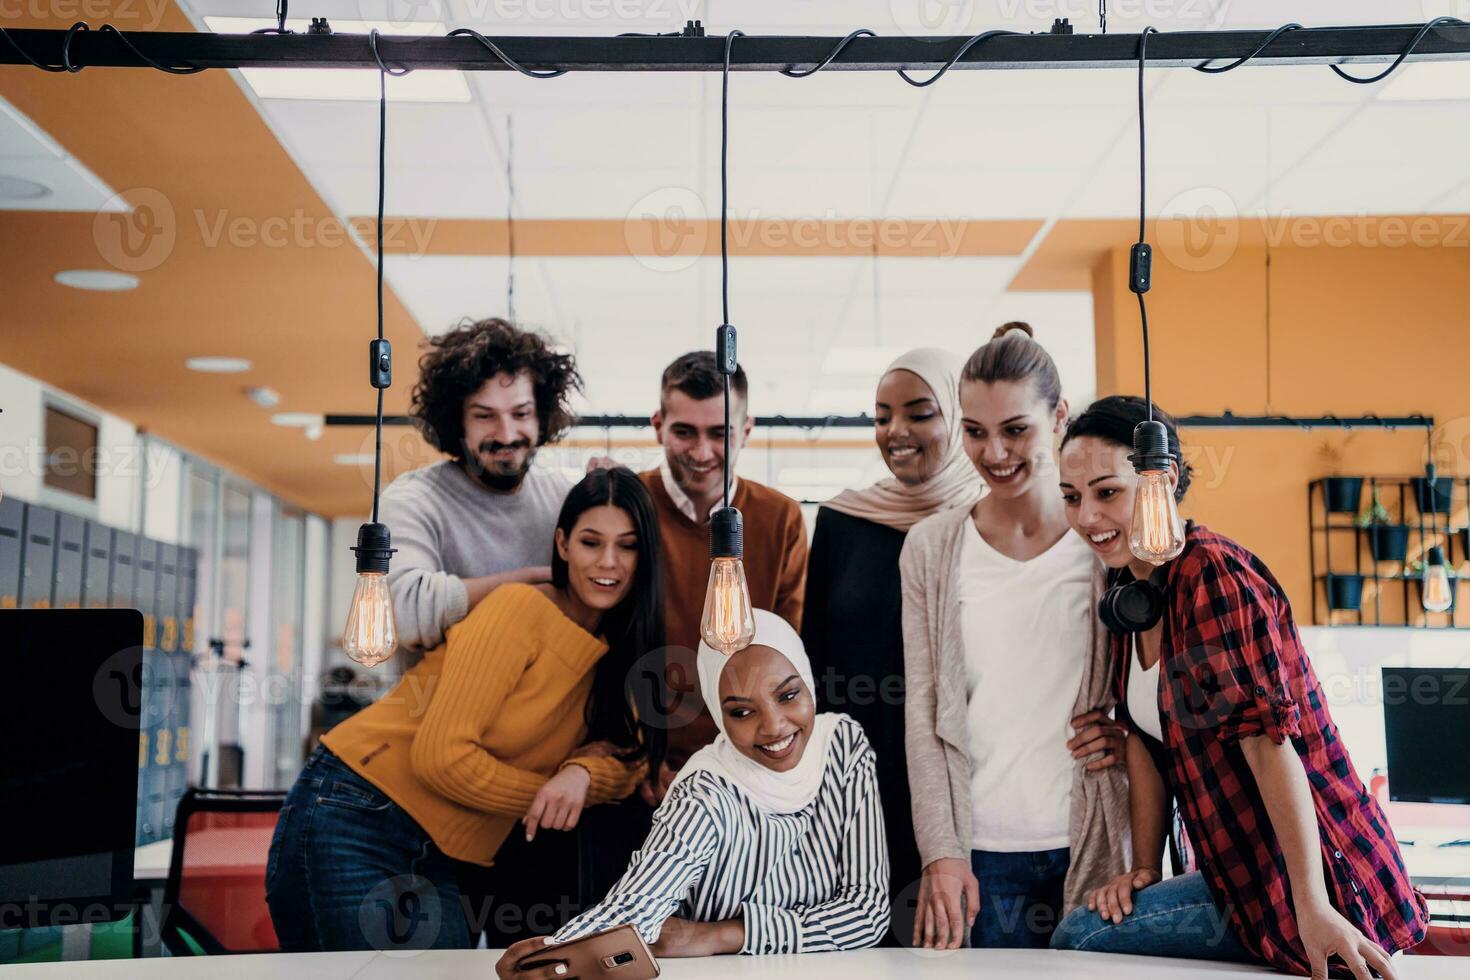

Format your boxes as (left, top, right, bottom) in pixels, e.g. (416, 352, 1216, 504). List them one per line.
(1050, 870, 1255, 962)
(265, 746, 474, 952)
(970, 847, 1070, 948)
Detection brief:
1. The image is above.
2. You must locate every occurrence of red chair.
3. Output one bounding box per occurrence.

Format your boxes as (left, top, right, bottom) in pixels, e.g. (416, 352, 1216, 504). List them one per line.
(159, 788, 285, 955)
(1410, 889, 1470, 957)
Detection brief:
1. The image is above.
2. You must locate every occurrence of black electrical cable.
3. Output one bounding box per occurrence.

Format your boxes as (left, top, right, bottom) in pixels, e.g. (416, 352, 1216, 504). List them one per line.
(1193, 23, 1302, 73)
(1137, 26, 1156, 424)
(721, 29, 743, 511)
(446, 28, 567, 78)
(251, 0, 291, 34)
(896, 29, 1018, 88)
(99, 24, 205, 74)
(1330, 17, 1466, 84)
(0, 23, 72, 72)
(780, 28, 874, 78)
(368, 28, 405, 524)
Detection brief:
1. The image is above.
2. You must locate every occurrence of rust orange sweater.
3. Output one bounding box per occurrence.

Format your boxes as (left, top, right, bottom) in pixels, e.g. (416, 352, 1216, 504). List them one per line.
(321, 583, 645, 865)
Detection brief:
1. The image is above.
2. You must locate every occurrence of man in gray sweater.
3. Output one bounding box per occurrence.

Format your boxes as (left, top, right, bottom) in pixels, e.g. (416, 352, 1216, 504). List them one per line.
(380, 318, 579, 656)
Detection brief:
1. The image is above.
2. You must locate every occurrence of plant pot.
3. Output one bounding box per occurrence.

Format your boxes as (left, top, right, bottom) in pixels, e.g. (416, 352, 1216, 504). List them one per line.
(1326, 574, 1365, 612)
(1364, 524, 1409, 563)
(1322, 477, 1363, 514)
(1412, 477, 1454, 515)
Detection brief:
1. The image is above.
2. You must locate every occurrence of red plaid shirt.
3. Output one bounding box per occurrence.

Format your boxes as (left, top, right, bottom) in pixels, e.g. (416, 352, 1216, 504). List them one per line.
(1115, 524, 1428, 974)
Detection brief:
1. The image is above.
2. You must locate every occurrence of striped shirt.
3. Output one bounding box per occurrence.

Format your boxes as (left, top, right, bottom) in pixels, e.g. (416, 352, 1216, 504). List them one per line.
(552, 715, 889, 955)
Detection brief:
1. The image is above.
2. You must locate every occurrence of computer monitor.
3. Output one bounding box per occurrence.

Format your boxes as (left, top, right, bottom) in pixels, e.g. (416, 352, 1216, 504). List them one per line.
(1382, 666, 1470, 806)
(0, 609, 142, 929)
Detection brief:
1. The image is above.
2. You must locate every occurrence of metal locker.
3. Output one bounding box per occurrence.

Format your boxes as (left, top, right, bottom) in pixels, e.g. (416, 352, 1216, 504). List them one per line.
(18, 504, 57, 609)
(135, 538, 159, 652)
(82, 519, 113, 607)
(157, 543, 179, 656)
(110, 530, 137, 611)
(0, 496, 22, 610)
(53, 512, 86, 609)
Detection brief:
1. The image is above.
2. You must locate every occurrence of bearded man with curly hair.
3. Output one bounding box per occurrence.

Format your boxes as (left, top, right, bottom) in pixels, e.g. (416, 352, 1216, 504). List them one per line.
(379, 317, 581, 656)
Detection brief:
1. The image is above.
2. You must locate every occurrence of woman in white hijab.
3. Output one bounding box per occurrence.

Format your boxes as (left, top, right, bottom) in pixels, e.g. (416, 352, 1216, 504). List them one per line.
(802, 346, 981, 945)
(494, 611, 889, 973)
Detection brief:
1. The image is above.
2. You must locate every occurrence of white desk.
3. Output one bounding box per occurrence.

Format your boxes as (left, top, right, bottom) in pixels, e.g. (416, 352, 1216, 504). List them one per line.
(0, 948, 1463, 979)
(133, 839, 173, 884)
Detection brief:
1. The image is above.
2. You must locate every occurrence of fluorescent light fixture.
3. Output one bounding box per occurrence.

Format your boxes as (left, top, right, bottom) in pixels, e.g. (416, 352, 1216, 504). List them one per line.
(821, 346, 909, 376)
(186, 356, 253, 373)
(245, 386, 281, 408)
(271, 412, 324, 427)
(204, 17, 471, 103)
(335, 453, 377, 465)
(778, 467, 864, 486)
(1379, 61, 1470, 101)
(0, 175, 51, 200)
(55, 269, 139, 291)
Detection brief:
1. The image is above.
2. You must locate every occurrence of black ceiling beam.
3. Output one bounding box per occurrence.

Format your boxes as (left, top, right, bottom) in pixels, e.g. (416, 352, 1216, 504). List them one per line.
(4, 24, 1470, 72)
(326, 413, 1432, 430)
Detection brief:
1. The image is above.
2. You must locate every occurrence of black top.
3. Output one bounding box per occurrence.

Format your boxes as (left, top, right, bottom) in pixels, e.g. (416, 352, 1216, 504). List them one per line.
(801, 506, 920, 938)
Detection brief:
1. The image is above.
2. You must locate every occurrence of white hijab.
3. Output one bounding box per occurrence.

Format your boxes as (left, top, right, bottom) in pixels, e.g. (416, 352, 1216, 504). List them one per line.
(668, 610, 840, 814)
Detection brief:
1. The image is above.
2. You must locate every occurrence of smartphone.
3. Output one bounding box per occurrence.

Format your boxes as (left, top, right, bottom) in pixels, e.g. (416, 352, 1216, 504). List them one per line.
(519, 924, 661, 980)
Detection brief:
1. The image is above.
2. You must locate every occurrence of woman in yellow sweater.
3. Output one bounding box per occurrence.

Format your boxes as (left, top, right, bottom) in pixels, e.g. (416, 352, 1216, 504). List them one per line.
(266, 466, 665, 952)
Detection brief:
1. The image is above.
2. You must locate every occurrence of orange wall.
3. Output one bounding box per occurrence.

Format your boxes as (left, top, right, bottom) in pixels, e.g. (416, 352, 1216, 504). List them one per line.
(1091, 221, 1470, 624)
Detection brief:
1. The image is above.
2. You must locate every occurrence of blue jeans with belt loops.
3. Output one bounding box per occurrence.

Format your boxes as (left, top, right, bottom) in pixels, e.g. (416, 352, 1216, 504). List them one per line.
(1050, 870, 1256, 963)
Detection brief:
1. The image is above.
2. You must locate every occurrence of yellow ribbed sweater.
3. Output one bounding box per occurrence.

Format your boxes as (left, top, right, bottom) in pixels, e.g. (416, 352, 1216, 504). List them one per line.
(321, 583, 646, 865)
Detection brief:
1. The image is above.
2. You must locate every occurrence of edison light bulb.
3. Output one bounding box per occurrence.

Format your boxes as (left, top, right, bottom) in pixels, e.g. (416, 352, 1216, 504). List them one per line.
(1131, 468, 1186, 565)
(344, 571, 397, 666)
(1128, 419, 1186, 565)
(701, 556, 756, 655)
(1422, 546, 1454, 613)
(346, 522, 398, 667)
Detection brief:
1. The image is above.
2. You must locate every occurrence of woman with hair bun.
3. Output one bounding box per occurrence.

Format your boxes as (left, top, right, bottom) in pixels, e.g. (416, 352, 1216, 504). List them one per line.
(903, 323, 1129, 950)
(1051, 396, 1426, 979)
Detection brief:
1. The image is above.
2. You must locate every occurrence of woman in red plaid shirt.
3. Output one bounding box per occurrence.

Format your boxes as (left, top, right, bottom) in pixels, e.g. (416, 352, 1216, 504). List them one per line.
(1050, 396, 1427, 980)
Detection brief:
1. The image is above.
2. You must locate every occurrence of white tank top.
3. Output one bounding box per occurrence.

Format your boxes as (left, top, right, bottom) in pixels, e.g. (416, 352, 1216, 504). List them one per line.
(1127, 636, 1164, 742)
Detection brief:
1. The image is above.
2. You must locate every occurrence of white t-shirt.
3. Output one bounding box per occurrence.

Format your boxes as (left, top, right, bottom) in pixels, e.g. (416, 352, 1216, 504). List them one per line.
(958, 522, 1095, 852)
(1126, 636, 1164, 742)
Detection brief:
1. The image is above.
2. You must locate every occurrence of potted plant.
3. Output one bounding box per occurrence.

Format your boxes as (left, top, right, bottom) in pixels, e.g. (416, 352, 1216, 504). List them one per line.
(1358, 489, 1408, 563)
(1325, 573, 1365, 611)
(1412, 472, 1454, 515)
(1321, 476, 1364, 515)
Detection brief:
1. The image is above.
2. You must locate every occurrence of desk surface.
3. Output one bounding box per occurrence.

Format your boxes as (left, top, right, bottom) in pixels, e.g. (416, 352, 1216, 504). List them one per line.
(2, 948, 1465, 979)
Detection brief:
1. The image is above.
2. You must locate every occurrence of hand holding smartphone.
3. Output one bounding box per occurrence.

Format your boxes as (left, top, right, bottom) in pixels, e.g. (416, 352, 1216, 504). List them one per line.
(497, 925, 660, 980)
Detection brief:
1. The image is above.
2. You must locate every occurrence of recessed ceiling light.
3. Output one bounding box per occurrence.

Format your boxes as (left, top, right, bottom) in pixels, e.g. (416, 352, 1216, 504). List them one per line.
(204, 17, 471, 103)
(335, 453, 376, 466)
(55, 269, 139, 291)
(272, 412, 324, 427)
(245, 386, 281, 408)
(0, 175, 51, 200)
(186, 356, 253, 373)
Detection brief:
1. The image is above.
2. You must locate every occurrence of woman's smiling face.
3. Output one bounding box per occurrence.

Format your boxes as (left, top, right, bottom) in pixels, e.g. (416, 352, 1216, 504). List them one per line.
(717, 644, 816, 773)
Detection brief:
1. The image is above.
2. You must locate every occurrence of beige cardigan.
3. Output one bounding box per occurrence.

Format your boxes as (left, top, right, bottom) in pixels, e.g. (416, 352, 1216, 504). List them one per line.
(899, 505, 1129, 915)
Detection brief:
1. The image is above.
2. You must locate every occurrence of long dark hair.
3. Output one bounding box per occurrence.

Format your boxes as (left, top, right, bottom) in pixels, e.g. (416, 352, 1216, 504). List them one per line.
(551, 466, 666, 773)
(1062, 395, 1194, 502)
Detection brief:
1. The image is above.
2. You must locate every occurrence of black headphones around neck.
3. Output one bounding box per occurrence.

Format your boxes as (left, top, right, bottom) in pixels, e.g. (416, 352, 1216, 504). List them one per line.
(1098, 563, 1171, 635)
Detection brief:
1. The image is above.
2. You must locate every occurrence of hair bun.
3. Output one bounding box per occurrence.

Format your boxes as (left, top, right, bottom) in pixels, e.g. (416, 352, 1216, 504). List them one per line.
(993, 321, 1034, 340)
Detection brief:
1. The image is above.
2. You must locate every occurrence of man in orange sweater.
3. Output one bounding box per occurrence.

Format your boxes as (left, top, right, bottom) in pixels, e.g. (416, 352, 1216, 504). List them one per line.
(641, 351, 809, 778)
